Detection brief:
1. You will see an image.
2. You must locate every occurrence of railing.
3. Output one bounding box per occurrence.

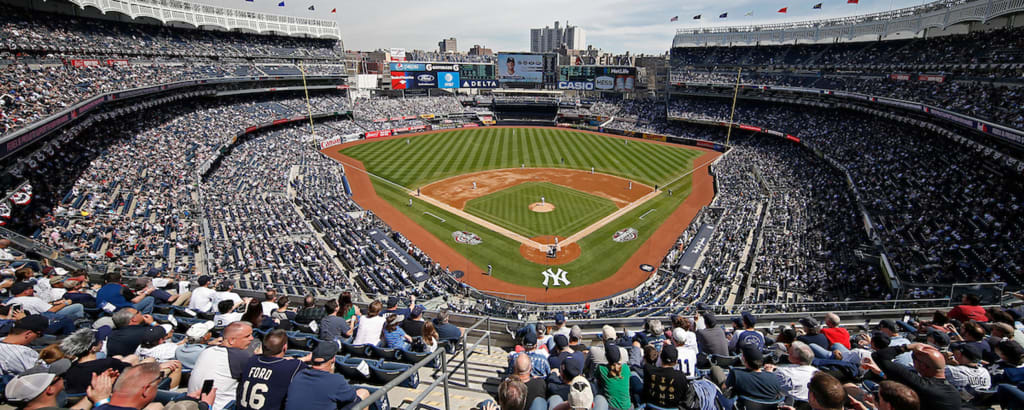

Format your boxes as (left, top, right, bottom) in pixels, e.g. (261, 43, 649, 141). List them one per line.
(350, 317, 492, 410)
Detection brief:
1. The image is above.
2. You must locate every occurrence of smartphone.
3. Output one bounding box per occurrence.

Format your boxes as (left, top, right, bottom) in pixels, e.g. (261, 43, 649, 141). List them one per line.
(201, 379, 214, 395)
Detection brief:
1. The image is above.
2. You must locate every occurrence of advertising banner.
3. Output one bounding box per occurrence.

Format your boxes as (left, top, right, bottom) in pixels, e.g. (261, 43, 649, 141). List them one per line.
(642, 133, 666, 142)
(389, 48, 406, 61)
(559, 66, 637, 90)
(497, 53, 544, 83)
(365, 129, 393, 139)
(890, 73, 911, 81)
(919, 74, 945, 83)
(677, 224, 715, 274)
(367, 229, 427, 281)
(389, 62, 424, 71)
(460, 79, 498, 88)
(437, 71, 460, 88)
(70, 59, 100, 67)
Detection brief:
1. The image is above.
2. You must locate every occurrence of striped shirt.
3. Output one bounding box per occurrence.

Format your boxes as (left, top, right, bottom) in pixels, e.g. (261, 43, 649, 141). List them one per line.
(0, 341, 40, 375)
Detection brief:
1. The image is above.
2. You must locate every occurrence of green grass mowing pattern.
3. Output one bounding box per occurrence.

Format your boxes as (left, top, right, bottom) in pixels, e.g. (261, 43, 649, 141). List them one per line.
(340, 128, 705, 188)
(368, 167, 695, 290)
(463, 182, 618, 238)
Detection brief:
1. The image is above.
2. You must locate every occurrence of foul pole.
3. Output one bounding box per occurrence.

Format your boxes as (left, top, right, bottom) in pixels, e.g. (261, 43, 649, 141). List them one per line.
(726, 67, 742, 146)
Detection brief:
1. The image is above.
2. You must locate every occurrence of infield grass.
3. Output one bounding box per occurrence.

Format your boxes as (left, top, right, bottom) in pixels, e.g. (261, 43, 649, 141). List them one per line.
(339, 128, 706, 290)
(464, 182, 618, 238)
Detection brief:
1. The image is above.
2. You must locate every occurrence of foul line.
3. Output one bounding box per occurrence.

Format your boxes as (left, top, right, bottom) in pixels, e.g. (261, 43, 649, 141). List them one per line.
(639, 209, 656, 219)
(423, 212, 446, 223)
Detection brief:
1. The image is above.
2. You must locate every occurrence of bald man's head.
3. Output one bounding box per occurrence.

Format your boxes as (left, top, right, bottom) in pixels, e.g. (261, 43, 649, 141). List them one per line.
(514, 353, 531, 377)
(110, 362, 161, 407)
(223, 322, 254, 349)
(912, 345, 946, 378)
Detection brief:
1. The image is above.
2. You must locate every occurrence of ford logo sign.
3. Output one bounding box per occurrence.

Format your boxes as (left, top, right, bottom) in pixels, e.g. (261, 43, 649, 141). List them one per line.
(417, 74, 435, 82)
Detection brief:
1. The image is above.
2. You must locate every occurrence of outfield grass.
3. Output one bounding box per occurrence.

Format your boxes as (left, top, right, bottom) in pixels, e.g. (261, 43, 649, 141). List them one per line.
(464, 182, 618, 238)
(340, 128, 705, 289)
(340, 127, 704, 188)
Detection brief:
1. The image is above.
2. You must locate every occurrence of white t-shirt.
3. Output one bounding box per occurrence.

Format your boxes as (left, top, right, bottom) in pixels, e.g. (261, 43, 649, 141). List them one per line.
(4, 296, 53, 315)
(214, 312, 243, 328)
(212, 291, 242, 308)
(261, 301, 280, 314)
(33, 279, 60, 303)
(352, 316, 386, 345)
(776, 364, 818, 401)
(137, 342, 180, 362)
(189, 286, 216, 313)
(946, 365, 991, 391)
(187, 346, 252, 410)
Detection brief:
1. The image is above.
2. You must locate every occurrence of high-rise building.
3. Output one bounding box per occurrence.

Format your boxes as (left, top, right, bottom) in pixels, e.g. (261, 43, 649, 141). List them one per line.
(468, 44, 494, 56)
(529, 21, 585, 53)
(438, 37, 457, 53)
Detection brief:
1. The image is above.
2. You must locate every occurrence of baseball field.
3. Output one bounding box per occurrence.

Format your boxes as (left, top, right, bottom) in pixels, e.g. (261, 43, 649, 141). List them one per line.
(326, 127, 720, 302)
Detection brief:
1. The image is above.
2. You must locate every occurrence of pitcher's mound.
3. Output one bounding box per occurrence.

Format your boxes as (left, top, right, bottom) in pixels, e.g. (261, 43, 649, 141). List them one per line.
(520, 236, 581, 265)
(529, 202, 555, 213)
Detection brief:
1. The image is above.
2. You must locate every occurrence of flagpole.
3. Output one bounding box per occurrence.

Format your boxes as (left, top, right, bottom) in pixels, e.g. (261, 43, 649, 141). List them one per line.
(726, 67, 742, 146)
(298, 62, 316, 139)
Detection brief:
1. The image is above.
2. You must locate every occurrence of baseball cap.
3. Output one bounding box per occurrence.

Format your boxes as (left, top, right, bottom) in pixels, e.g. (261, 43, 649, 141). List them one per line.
(185, 321, 215, 340)
(387, 296, 399, 308)
(741, 311, 757, 326)
(14, 314, 48, 333)
(952, 343, 982, 363)
(569, 325, 582, 341)
(601, 325, 616, 341)
(568, 376, 594, 410)
(554, 334, 569, 349)
(661, 344, 679, 363)
(871, 332, 891, 349)
(197, 275, 212, 286)
(589, 345, 608, 365)
(632, 332, 648, 347)
(740, 343, 763, 364)
(604, 341, 621, 364)
(215, 281, 232, 291)
(562, 355, 584, 379)
(10, 281, 33, 295)
(554, 313, 566, 324)
(4, 359, 72, 402)
(141, 325, 168, 344)
(702, 312, 717, 327)
(878, 319, 898, 332)
(411, 305, 425, 317)
(799, 317, 819, 329)
(310, 341, 339, 365)
(928, 329, 951, 348)
(386, 314, 403, 327)
(523, 332, 538, 347)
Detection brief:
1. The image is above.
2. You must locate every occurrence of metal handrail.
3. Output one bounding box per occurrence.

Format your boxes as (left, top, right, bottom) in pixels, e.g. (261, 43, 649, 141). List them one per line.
(350, 316, 491, 410)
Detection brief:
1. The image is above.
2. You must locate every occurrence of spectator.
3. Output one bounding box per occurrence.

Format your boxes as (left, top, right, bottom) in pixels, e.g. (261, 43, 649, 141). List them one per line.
(807, 372, 846, 410)
(877, 380, 921, 410)
(551, 313, 570, 338)
(94, 362, 165, 410)
(293, 295, 324, 325)
(0, 314, 47, 375)
(4, 281, 82, 332)
(768, 341, 817, 402)
(236, 329, 307, 410)
(401, 305, 426, 338)
(284, 342, 369, 410)
(821, 313, 851, 350)
(352, 300, 385, 346)
(797, 317, 831, 351)
(730, 312, 765, 353)
(595, 341, 630, 410)
(188, 322, 256, 410)
(260, 289, 279, 315)
(509, 332, 550, 378)
(868, 342, 961, 410)
(318, 299, 351, 344)
(188, 276, 216, 314)
(176, 321, 217, 369)
(421, 321, 439, 353)
(137, 325, 180, 362)
(3, 358, 114, 410)
(944, 343, 990, 391)
(948, 294, 989, 323)
(878, 320, 913, 367)
(95, 271, 155, 315)
(720, 344, 781, 402)
(642, 344, 695, 408)
(484, 378, 527, 410)
(105, 307, 155, 357)
(61, 328, 133, 396)
(695, 311, 729, 360)
(214, 300, 243, 328)
(382, 314, 412, 351)
(509, 353, 547, 409)
(433, 309, 461, 342)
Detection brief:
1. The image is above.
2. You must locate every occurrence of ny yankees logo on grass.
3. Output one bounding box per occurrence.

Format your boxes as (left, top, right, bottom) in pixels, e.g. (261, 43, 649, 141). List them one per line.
(541, 268, 570, 287)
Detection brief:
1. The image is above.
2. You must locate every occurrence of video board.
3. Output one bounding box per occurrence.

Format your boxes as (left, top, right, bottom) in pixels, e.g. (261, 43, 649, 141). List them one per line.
(497, 53, 544, 83)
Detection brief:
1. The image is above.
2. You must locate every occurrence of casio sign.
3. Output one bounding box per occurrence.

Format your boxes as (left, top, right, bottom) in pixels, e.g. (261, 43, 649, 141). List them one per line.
(558, 81, 594, 90)
(417, 74, 435, 82)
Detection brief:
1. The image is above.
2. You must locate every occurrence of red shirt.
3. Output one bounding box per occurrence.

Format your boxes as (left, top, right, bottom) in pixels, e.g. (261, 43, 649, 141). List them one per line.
(948, 304, 988, 322)
(821, 327, 851, 349)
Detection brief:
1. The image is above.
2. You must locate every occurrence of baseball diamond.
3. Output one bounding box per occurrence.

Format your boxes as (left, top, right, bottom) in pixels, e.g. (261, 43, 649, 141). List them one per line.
(329, 126, 719, 302)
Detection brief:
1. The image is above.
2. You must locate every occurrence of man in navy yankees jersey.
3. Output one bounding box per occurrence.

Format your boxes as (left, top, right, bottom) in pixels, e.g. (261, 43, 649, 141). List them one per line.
(236, 329, 309, 410)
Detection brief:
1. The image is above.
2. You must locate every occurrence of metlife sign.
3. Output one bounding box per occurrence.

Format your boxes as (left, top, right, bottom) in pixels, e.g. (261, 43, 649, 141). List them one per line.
(460, 79, 498, 88)
(558, 81, 594, 90)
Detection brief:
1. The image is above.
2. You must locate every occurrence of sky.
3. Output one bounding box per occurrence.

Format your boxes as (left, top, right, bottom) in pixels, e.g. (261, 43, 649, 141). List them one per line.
(195, 0, 930, 54)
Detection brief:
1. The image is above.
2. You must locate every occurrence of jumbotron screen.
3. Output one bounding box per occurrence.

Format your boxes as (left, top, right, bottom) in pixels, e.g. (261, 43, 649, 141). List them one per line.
(497, 53, 544, 83)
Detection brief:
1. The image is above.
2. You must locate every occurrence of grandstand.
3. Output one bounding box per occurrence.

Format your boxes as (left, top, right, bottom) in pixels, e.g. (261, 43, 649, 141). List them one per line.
(0, 0, 1023, 408)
